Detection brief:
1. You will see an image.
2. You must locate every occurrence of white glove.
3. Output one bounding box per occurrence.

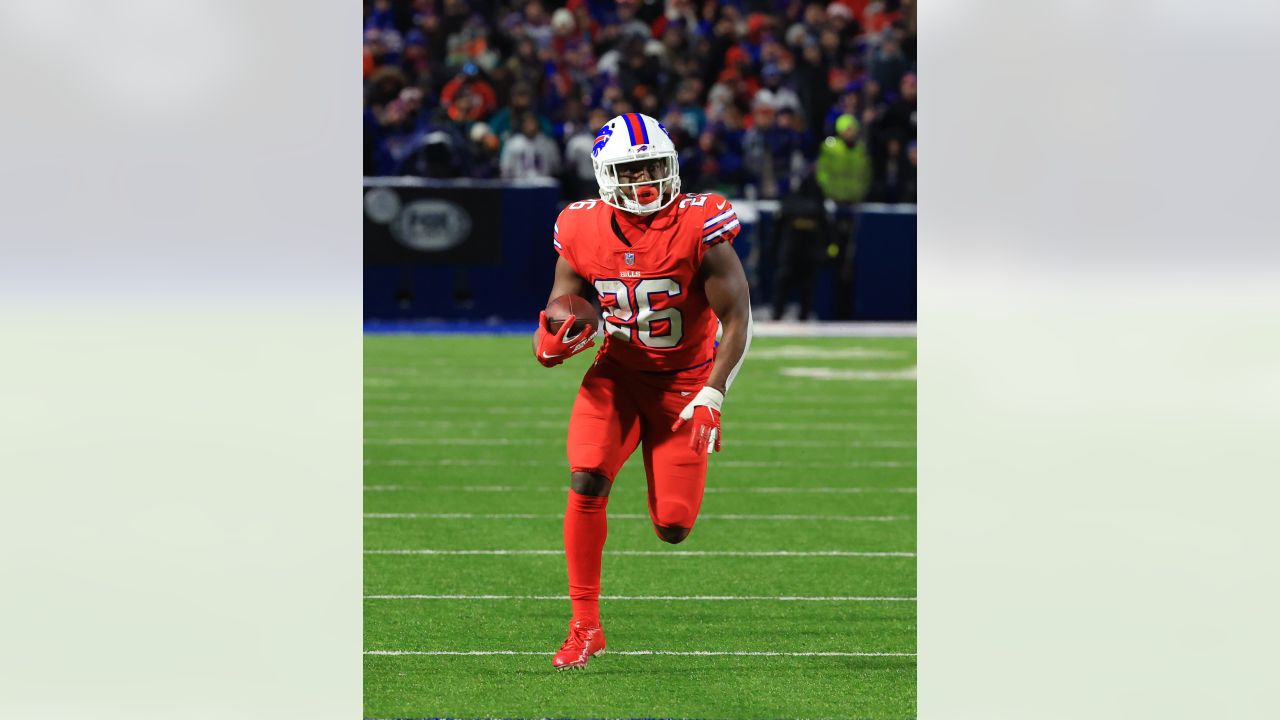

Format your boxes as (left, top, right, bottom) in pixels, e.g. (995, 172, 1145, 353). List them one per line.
(671, 386, 724, 454)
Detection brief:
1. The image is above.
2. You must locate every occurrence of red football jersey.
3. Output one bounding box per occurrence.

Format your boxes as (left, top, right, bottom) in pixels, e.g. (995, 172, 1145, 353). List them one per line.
(553, 192, 741, 374)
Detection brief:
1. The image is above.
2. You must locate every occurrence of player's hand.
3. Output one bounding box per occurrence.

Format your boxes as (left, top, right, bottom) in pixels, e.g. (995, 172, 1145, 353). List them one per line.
(534, 311, 596, 368)
(671, 386, 724, 454)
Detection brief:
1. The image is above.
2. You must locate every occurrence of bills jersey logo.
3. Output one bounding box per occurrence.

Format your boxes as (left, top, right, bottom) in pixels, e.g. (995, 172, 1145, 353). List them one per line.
(624, 252, 635, 266)
(591, 124, 613, 158)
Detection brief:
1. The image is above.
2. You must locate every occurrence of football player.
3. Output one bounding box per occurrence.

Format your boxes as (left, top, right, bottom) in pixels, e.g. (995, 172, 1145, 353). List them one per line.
(533, 112, 753, 670)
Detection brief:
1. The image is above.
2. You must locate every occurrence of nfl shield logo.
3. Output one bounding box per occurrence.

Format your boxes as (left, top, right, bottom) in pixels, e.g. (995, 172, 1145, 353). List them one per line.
(624, 252, 635, 266)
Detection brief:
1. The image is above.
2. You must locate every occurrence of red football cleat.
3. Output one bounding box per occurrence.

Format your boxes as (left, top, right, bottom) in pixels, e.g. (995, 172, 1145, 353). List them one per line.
(552, 619, 606, 670)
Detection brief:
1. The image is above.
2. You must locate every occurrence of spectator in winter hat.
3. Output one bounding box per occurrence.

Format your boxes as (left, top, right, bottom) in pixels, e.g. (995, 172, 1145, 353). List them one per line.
(824, 88, 862, 136)
(816, 113, 871, 205)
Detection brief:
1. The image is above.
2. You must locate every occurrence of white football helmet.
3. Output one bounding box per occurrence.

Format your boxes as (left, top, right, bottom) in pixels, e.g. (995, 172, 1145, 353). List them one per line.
(590, 112, 681, 215)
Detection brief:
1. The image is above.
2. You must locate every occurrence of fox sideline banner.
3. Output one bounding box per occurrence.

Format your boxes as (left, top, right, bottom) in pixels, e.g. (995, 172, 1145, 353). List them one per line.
(363, 177, 562, 320)
(363, 179, 511, 265)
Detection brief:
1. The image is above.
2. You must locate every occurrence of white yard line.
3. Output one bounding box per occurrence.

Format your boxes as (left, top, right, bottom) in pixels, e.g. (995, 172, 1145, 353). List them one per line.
(726, 439, 912, 448)
(714, 460, 914, 468)
(704, 486, 916, 494)
(748, 346, 908, 360)
(365, 438, 543, 446)
(728, 421, 912, 431)
(366, 435, 916, 445)
(364, 594, 915, 601)
(736, 408, 917, 418)
(722, 394, 913, 405)
(695, 514, 910, 521)
(362, 404, 568, 414)
(363, 484, 915, 494)
(364, 419, 569, 429)
(366, 378, 564, 388)
(750, 321, 916, 337)
(364, 512, 912, 521)
(365, 649, 915, 657)
(364, 458, 541, 467)
(364, 549, 915, 557)
(779, 367, 918, 381)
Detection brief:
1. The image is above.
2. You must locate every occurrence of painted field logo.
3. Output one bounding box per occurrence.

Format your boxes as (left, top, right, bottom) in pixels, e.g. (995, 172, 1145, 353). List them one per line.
(592, 123, 613, 157)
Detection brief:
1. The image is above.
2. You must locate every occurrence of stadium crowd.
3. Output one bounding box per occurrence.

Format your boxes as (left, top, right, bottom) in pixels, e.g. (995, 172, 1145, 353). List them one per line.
(364, 0, 916, 204)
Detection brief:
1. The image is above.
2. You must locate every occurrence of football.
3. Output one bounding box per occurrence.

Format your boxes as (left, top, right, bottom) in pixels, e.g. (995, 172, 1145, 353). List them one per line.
(546, 294, 597, 338)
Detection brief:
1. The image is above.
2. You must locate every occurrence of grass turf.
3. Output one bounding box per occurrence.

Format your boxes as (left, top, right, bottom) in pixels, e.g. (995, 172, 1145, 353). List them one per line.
(364, 335, 916, 719)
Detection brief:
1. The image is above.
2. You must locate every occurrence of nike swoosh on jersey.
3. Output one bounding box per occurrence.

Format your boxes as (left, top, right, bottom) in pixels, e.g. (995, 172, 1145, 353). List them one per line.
(716, 200, 727, 210)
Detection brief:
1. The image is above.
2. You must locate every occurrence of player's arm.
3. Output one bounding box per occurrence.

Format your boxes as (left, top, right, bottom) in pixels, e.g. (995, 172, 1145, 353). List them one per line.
(700, 242, 753, 395)
(532, 256, 597, 367)
(545, 255, 592, 304)
(672, 242, 753, 453)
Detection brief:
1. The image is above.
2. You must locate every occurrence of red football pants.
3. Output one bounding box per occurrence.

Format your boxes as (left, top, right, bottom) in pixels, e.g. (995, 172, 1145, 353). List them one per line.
(567, 357, 709, 532)
(562, 358, 710, 622)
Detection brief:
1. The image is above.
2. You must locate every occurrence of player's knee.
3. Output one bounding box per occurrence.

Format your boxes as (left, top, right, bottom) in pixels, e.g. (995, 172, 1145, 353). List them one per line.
(652, 498, 695, 543)
(654, 523, 691, 544)
(570, 471, 612, 497)
(654, 498, 695, 526)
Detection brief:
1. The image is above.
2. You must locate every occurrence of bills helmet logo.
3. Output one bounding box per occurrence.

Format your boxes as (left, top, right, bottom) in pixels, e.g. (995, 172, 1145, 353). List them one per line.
(591, 123, 613, 158)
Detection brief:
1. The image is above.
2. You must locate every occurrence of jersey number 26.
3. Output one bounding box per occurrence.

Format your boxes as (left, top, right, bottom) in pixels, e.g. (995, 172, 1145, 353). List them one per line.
(593, 278, 683, 348)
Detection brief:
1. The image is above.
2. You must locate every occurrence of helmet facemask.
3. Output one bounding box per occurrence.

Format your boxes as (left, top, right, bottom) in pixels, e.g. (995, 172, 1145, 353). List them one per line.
(596, 154, 681, 215)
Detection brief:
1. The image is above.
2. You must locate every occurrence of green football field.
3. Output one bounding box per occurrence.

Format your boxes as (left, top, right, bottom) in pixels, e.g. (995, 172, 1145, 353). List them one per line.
(364, 333, 917, 720)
